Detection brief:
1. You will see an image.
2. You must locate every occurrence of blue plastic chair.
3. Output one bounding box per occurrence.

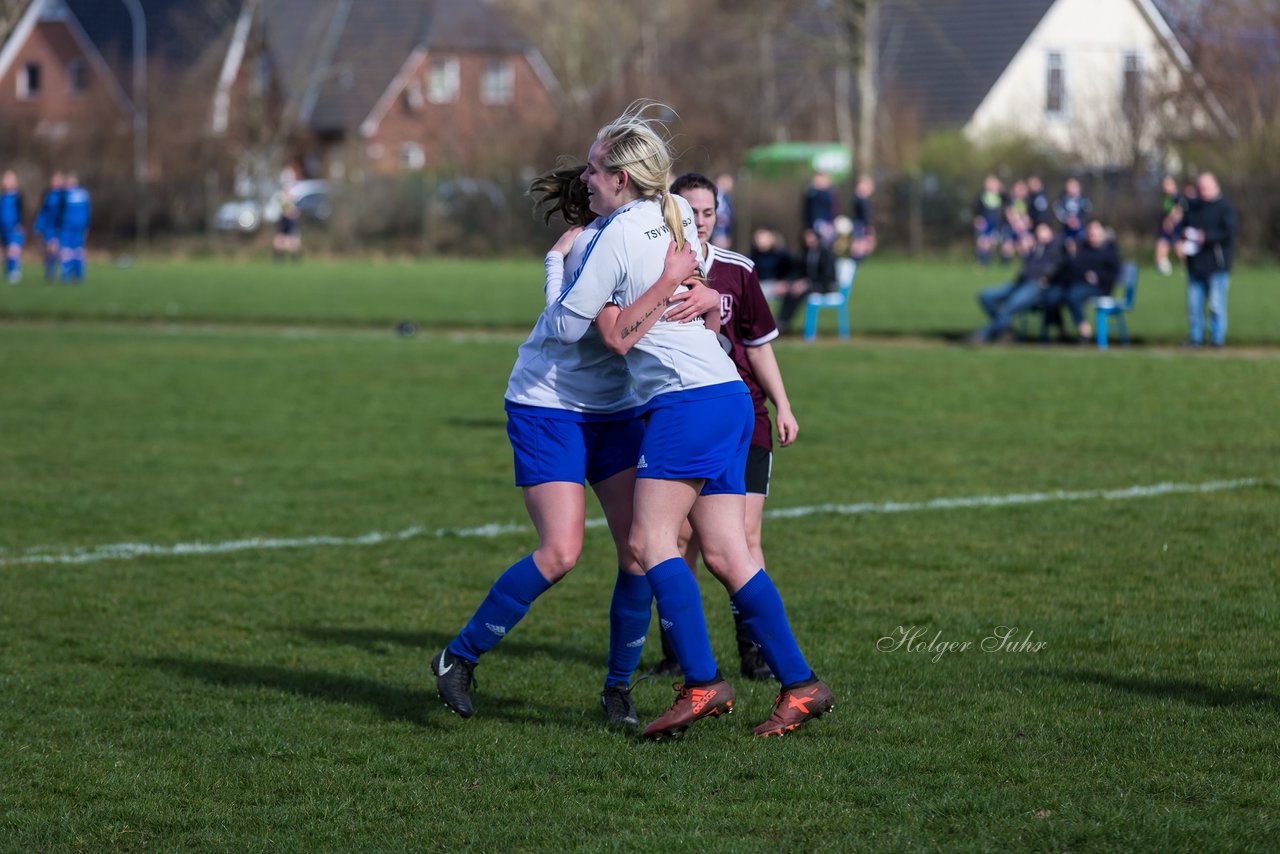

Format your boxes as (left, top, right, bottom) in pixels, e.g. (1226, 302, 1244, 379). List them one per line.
(1094, 262, 1138, 350)
(803, 259, 857, 342)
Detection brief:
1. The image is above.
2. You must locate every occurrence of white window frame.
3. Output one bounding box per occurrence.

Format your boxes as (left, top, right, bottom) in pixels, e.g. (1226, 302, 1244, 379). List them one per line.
(480, 59, 514, 105)
(400, 142, 426, 171)
(1045, 51, 1066, 119)
(1121, 51, 1143, 120)
(67, 58, 88, 95)
(427, 57, 459, 104)
(17, 61, 41, 99)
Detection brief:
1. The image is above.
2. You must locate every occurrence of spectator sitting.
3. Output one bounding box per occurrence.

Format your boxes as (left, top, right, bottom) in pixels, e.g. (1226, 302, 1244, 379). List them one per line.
(776, 228, 835, 332)
(1005, 180, 1035, 259)
(1054, 177, 1091, 246)
(1155, 175, 1185, 276)
(1049, 219, 1121, 341)
(972, 174, 1007, 266)
(749, 227, 792, 300)
(968, 222, 1066, 344)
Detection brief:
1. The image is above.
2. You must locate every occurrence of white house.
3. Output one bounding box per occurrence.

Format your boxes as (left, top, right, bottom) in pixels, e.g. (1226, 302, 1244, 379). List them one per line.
(878, 0, 1232, 167)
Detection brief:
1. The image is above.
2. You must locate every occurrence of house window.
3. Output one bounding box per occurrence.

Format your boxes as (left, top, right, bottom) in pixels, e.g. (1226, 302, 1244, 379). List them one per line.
(1121, 52, 1143, 122)
(481, 59, 514, 105)
(68, 59, 88, 95)
(1045, 52, 1065, 116)
(17, 62, 41, 99)
(400, 142, 426, 170)
(427, 57, 459, 103)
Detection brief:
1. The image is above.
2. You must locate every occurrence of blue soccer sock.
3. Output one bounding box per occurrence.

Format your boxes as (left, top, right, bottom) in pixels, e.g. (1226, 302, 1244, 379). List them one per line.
(646, 557, 718, 684)
(448, 554, 552, 663)
(605, 570, 652, 688)
(45, 255, 56, 280)
(731, 570, 814, 688)
(4, 257, 14, 277)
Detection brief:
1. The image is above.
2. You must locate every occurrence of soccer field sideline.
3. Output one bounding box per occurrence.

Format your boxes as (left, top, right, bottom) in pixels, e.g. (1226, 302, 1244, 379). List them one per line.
(3, 475, 1269, 568)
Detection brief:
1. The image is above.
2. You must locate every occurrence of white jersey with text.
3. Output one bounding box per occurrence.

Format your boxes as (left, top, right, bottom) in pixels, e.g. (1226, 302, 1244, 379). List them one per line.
(558, 195, 739, 407)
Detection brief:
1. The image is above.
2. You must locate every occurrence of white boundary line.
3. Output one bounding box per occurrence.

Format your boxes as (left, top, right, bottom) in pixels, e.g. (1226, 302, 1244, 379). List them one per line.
(1, 477, 1269, 568)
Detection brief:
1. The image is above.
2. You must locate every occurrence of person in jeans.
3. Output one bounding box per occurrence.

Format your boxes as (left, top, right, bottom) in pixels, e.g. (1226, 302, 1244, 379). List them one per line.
(1181, 172, 1237, 349)
(969, 222, 1066, 343)
(1053, 219, 1121, 341)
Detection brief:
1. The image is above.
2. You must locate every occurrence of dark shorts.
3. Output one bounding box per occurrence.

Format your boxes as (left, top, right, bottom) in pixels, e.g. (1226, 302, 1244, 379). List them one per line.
(744, 444, 773, 496)
(277, 217, 297, 236)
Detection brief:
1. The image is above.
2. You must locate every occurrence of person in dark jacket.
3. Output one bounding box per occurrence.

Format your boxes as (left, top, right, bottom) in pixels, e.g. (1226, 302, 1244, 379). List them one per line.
(1180, 172, 1237, 348)
(970, 222, 1066, 343)
(1052, 219, 1121, 340)
(776, 228, 835, 332)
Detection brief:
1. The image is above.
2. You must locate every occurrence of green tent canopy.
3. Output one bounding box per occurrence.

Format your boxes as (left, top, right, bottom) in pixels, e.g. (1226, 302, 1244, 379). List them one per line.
(743, 142, 854, 179)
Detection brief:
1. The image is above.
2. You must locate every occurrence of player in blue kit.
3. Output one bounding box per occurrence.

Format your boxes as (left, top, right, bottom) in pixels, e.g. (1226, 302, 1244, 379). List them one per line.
(1, 171, 25, 284)
(34, 171, 66, 283)
(59, 173, 90, 284)
(558, 106, 832, 739)
(431, 161, 717, 728)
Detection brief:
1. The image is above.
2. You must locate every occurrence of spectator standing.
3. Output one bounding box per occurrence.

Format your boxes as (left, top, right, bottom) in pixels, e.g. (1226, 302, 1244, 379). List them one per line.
(1, 170, 24, 284)
(1181, 172, 1237, 349)
(1155, 175, 1185, 276)
(1005, 180, 1034, 258)
(1026, 175, 1051, 228)
(712, 173, 734, 248)
(34, 171, 65, 283)
(1054, 177, 1091, 246)
(802, 171, 838, 244)
(972, 174, 1007, 266)
(59, 173, 90, 284)
(850, 174, 876, 260)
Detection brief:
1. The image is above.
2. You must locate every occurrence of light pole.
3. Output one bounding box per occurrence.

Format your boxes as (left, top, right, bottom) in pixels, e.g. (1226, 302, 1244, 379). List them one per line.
(121, 0, 146, 245)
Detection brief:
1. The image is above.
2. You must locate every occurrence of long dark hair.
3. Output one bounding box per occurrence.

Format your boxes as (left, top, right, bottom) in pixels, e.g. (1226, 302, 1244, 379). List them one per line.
(528, 163, 593, 227)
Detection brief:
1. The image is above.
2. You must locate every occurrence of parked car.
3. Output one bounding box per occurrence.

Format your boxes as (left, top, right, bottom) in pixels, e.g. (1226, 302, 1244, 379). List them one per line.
(215, 180, 332, 233)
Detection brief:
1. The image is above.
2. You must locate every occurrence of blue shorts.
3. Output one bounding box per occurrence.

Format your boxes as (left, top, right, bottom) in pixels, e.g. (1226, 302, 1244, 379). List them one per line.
(638, 384, 752, 496)
(506, 409, 644, 487)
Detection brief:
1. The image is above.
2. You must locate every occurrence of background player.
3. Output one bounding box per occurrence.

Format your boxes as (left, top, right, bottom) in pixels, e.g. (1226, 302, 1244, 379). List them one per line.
(1, 170, 24, 284)
(654, 172, 800, 682)
(34, 171, 65, 283)
(59, 173, 90, 284)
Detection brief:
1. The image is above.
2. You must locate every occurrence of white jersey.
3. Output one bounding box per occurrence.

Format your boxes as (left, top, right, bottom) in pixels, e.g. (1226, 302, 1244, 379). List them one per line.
(504, 220, 635, 416)
(558, 195, 740, 407)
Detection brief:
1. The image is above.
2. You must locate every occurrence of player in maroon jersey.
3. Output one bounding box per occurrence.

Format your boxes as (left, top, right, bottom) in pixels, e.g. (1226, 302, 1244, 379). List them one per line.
(648, 172, 801, 680)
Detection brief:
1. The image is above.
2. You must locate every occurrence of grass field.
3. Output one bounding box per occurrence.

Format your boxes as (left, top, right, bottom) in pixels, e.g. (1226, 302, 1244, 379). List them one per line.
(1, 258, 1278, 851)
(2, 254, 1278, 346)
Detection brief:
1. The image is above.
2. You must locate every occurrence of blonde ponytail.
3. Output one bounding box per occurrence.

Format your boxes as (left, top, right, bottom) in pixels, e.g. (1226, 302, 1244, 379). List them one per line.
(660, 191, 686, 252)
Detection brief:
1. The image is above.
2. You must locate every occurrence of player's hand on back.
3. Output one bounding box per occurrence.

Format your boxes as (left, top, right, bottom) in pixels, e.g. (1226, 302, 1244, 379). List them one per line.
(550, 226, 583, 256)
(661, 240, 699, 288)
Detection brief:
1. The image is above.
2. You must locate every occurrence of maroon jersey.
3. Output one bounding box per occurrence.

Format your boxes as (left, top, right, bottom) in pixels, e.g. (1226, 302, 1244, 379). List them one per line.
(706, 245, 780, 450)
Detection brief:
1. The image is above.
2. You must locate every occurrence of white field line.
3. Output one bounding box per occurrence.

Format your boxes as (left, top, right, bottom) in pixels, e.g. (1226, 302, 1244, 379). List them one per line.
(1, 477, 1269, 569)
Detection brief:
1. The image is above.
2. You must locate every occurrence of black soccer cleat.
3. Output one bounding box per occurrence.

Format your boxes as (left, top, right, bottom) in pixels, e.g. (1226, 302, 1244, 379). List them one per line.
(600, 685, 640, 728)
(431, 648, 477, 718)
(738, 644, 774, 681)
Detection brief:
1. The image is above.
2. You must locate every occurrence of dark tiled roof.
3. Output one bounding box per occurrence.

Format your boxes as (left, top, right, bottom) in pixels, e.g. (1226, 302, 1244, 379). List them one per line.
(65, 0, 242, 87)
(877, 0, 1056, 130)
(260, 0, 533, 133)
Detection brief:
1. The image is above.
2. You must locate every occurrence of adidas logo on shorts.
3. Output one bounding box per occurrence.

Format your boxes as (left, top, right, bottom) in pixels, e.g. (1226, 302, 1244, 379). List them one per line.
(660, 619, 674, 630)
(626, 637, 646, 648)
(485, 623, 508, 636)
(636, 455, 648, 469)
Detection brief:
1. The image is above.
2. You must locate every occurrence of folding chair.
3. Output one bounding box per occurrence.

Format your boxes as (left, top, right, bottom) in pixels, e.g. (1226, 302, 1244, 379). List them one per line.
(1094, 262, 1139, 350)
(803, 259, 857, 342)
